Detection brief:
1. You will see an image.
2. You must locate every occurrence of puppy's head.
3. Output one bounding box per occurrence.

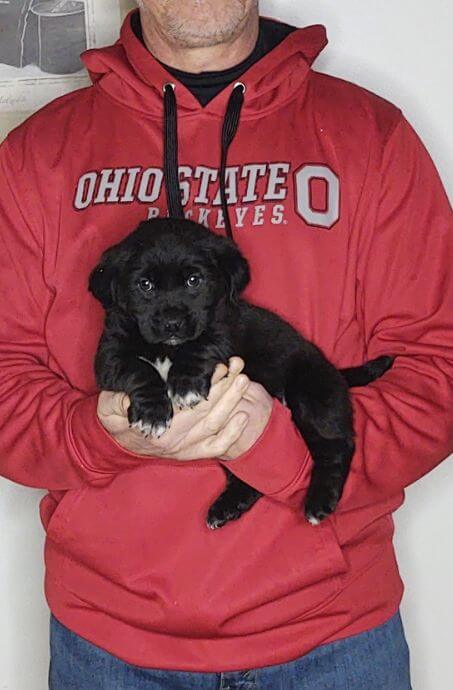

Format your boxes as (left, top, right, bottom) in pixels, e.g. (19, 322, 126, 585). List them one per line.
(89, 218, 250, 345)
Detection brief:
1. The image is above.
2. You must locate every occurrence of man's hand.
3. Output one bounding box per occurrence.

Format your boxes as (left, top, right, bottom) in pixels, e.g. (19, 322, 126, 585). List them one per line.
(218, 379, 273, 461)
(97, 357, 273, 461)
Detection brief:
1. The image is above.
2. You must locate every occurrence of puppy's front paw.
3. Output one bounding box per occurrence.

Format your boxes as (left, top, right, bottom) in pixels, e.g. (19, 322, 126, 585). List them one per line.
(170, 389, 205, 410)
(168, 372, 210, 410)
(128, 391, 173, 439)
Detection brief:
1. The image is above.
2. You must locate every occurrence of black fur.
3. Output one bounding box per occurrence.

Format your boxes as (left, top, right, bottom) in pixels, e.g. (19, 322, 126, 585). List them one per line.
(89, 218, 394, 528)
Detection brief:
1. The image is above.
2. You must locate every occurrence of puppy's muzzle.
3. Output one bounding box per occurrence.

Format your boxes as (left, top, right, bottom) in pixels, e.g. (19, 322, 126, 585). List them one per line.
(164, 318, 184, 336)
(154, 311, 192, 344)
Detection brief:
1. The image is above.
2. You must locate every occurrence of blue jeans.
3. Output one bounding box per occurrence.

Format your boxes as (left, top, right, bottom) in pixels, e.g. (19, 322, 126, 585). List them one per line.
(49, 611, 412, 689)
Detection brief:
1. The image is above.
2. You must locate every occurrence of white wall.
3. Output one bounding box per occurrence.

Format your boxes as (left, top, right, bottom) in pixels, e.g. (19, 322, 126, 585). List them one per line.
(0, 1, 452, 688)
(268, 4, 453, 689)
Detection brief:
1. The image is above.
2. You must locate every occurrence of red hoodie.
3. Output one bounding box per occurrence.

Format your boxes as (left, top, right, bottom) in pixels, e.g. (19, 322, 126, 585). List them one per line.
(0, 10, 452, 672)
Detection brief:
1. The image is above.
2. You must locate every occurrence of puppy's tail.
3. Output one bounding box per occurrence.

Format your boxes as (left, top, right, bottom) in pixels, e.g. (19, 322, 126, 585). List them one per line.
(340, 355, 395, 388)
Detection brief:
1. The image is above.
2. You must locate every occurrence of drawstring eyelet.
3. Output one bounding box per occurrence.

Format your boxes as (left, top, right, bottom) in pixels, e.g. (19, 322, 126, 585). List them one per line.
(163, 82, 176, 94)
(233, 81, 246, 94)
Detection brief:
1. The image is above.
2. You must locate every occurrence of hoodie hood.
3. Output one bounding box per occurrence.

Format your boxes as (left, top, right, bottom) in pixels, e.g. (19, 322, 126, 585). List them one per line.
(81, 10, 328, 238)
(81, 9, 328, 119)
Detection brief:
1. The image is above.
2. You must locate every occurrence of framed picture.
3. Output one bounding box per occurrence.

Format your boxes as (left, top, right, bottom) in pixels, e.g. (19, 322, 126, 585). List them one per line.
(0, 0, 121, 111)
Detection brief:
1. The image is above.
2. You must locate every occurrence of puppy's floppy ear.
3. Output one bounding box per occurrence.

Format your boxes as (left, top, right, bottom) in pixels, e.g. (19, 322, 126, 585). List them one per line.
(88, 239, 136, 309)
(88, 259, 119, 310)
(212, 238, 250, 301)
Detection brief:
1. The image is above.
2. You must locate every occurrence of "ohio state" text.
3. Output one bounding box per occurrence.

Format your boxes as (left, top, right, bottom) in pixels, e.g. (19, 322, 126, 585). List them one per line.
(73, 162, 340, 229)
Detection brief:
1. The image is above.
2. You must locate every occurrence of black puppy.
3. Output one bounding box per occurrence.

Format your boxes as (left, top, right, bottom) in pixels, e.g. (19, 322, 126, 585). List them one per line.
(89, 218, 393, 528)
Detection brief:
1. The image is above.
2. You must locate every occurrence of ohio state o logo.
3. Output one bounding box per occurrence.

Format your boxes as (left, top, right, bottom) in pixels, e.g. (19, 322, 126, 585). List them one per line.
(294, 164, 340, 229)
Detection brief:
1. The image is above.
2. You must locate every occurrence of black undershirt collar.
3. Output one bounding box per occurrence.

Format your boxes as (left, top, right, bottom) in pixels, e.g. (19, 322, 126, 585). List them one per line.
(131, 13, 295, 106)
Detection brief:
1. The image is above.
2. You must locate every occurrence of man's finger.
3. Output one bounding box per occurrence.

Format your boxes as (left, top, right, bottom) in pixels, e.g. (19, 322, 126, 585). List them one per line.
(211, 362, 229, 386)
(180, 411, 249, 460)
(203, 373, 250, 435)
(207, 357, 246, 405)
(227, 356, 245, 376)
(204, 412, 249, 457)
(210, 356, 245, 387)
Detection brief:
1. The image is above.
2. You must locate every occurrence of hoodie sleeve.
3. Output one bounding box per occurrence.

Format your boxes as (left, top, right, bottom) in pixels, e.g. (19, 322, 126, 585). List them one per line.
(0, 138, 150, 491)
(220, 115, 453, 510)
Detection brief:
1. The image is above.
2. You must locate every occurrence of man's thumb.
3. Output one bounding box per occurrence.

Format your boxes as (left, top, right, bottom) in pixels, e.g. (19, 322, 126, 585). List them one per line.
(101, 391, 130, 417)
(117, 392, 131, 416)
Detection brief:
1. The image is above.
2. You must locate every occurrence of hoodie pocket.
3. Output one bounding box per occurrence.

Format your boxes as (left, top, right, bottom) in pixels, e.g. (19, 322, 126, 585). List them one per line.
(214, 512, 349, 636)
(42, 465, 350, 638)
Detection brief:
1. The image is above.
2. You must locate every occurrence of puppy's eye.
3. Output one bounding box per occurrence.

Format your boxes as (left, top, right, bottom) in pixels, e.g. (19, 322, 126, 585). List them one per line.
(138, 278, 154, 292)
(186, 274, 202, 288)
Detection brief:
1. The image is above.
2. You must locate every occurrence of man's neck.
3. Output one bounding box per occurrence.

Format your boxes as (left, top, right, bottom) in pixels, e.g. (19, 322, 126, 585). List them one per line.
(139, 11, 259, 73)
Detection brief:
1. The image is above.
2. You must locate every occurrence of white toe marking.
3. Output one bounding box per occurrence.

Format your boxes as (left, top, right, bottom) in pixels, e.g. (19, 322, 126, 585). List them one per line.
(170, 391, 204, 409)
(152, 422, 169, 439)
(132, 419, 170, 439)
(131, 420, 153, 436)
(307, 514, 321, 526)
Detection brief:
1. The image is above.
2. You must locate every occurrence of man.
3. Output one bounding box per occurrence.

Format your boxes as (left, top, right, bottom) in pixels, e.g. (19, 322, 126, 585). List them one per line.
(0, 1, 451, 688)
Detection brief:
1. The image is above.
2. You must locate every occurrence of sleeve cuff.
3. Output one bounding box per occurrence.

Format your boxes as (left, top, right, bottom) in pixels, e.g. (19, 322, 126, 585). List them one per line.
(219, 398, 312, 503)
(66, 394, 148, 477)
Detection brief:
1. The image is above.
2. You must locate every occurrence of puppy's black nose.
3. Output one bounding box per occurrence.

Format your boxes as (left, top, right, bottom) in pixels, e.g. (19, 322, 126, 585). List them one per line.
(164, 319, 183, 335)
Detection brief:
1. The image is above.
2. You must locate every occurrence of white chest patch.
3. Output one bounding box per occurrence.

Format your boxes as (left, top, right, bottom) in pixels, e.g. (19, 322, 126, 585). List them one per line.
(138, 355, 173, 382)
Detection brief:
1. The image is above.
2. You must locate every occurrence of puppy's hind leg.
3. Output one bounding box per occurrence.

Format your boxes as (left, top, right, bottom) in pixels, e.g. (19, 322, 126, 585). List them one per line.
(285, 354, 355, 524)
(299, 431, 354, 525)
(206, 469, 263, 530)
